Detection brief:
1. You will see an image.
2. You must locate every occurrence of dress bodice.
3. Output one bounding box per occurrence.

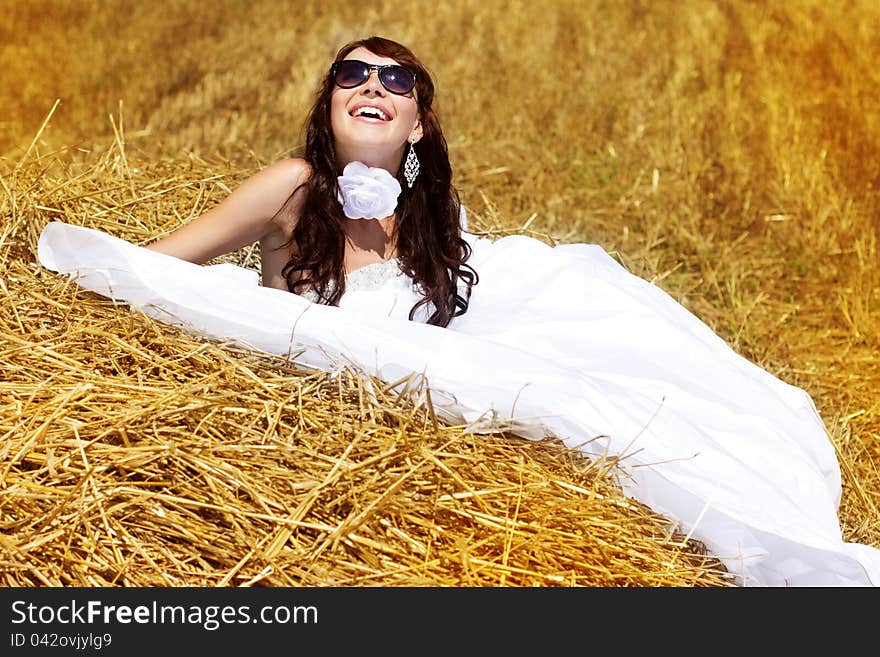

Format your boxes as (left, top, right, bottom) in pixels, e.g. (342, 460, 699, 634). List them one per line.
(300, 258, 404, 303)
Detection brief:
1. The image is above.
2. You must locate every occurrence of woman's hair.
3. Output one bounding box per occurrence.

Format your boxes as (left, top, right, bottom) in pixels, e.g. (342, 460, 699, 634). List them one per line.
(278, 35, 477, 327)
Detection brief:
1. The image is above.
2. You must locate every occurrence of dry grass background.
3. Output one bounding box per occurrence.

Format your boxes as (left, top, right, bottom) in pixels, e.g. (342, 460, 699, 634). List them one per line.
(1, 0, 877, 586)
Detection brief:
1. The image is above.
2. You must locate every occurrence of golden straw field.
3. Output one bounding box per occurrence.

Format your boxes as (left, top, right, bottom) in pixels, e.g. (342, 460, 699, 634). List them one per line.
(1, 0, 878, 586)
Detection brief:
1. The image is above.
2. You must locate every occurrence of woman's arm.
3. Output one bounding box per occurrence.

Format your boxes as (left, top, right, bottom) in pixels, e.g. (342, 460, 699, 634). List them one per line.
(144, 157, 310, 264)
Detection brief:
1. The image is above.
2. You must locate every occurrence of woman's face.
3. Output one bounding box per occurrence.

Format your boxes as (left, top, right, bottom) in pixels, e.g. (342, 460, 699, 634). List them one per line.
(330, 47, 423, 161)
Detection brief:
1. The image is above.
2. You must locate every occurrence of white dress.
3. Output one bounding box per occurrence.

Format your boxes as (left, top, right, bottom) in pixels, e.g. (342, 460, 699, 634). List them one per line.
(36, 220, 880, 586)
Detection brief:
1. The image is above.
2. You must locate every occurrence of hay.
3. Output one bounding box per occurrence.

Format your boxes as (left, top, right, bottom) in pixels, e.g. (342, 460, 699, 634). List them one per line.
(2, 0, 879, 586)
(1, 144, 735, 586)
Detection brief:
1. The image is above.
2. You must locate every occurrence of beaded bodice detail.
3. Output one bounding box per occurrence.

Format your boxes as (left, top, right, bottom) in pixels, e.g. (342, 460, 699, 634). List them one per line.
(300, 258, 404, 303)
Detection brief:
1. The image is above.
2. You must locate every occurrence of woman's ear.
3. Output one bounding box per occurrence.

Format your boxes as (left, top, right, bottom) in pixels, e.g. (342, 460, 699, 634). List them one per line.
(409, 118, 424, 144)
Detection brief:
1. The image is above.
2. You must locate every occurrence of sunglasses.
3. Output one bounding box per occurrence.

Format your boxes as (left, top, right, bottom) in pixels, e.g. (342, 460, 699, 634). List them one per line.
(331, 59, 417, 96)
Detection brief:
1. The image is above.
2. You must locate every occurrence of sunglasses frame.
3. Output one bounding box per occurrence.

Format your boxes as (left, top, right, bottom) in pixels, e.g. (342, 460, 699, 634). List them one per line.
(331, 59, 417, 96)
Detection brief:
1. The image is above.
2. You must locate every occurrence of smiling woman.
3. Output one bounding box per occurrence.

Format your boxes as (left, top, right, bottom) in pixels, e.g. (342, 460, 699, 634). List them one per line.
(139, 36, 475, 327)
(37, 34, 880, 587)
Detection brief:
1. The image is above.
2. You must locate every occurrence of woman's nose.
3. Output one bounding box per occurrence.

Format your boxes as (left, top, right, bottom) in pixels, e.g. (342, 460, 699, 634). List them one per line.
(361, 70, 385, 96)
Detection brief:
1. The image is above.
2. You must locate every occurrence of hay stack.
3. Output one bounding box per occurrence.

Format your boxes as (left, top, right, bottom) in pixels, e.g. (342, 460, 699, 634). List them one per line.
(2, 0, 879, 587)
(0, 139, 732, 586)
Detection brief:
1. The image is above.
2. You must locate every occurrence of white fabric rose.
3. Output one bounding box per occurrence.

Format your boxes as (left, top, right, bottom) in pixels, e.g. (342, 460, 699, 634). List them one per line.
(336, 161, 402, 220)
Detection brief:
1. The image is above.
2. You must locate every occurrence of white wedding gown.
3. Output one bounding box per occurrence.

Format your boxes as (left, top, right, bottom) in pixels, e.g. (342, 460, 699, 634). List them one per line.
(36, 220, 880, 586)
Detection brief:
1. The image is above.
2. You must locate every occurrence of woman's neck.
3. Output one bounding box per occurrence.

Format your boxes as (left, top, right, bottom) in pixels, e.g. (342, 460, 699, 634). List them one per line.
(335, 144, 405, 174)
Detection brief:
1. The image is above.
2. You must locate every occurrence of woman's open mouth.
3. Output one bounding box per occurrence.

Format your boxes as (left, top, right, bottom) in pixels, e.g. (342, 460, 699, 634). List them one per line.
(350, 104, 391, 122)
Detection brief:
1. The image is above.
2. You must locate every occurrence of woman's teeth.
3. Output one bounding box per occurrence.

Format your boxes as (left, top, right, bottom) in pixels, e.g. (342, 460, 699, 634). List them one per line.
(354, 107, 389, 120)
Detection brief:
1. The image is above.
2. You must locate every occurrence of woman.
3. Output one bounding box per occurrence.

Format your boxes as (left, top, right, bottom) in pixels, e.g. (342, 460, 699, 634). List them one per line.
(142, 36, 476, 327)
(38, 37, 880, 586)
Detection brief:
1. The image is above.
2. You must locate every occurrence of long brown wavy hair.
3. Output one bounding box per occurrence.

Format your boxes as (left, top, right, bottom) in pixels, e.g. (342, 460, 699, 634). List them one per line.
(277, 36, 477, 327)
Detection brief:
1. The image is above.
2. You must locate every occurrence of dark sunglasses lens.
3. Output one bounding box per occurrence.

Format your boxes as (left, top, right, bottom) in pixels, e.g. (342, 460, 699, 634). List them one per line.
(379, 66, 416, 94)
(334, 61, 369, 88)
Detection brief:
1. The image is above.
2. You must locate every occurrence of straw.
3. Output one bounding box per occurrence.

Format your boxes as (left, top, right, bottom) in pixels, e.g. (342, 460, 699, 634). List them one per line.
(2, 0, 878, 586)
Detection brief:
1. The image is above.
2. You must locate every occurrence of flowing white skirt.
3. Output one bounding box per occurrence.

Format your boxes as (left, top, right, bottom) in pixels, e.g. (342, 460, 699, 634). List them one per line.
(36, 221, 880, 586)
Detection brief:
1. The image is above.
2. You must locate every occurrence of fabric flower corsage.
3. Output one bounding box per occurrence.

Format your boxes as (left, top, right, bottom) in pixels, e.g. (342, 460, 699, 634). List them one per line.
(336, 161, 402, 220)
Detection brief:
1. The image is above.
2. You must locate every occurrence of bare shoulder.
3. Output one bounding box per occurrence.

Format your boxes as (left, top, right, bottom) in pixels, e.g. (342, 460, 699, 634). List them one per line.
(260, 158, 311, 234)
(239, 157, 311, 207)
(263, 157, 311, 185)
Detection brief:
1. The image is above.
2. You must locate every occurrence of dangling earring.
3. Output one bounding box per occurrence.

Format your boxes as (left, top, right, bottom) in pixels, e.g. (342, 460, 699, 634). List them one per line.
(404, 139, 420, 189)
